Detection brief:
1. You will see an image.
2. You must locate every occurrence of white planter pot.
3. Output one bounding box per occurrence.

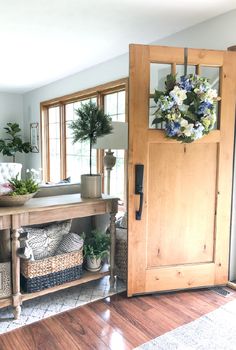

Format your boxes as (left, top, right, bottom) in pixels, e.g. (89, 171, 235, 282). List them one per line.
(81, 174, 102, 199)
(0, 163, 22, 183)
(85, 256, 102, 271)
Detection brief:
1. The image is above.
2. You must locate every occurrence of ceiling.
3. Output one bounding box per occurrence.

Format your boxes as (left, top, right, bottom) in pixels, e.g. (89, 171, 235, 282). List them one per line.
(1, 0, 235, 94)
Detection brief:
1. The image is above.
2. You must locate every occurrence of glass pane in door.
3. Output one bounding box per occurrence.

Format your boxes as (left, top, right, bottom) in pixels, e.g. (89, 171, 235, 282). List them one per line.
(149, 63, 171, 129)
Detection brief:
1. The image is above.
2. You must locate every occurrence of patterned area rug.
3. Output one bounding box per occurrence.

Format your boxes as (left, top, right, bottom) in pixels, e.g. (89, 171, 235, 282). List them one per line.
(135, 298, 236, 350)
(0, 276, 126, 334)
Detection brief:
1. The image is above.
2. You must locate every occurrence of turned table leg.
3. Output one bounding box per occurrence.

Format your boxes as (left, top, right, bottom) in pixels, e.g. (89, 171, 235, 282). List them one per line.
(11, 228, 22, 319)
(109, 199, 118, 287)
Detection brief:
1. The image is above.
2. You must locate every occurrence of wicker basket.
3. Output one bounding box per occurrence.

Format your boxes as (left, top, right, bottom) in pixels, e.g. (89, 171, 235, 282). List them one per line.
(0, 192, 36, 207)
(0, 262, 12, 298)
(20, 250, 83, 293)
(115, 228, 127, 282)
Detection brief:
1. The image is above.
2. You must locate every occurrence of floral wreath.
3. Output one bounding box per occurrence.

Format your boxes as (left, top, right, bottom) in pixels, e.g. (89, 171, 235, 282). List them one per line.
(153, 74, 218, 143)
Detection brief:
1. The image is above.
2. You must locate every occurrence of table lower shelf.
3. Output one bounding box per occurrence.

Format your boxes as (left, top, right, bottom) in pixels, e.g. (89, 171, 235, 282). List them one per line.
(21, 264, 110, 302)
(0, 296, 12, 308)
(0, 264, 110, 309)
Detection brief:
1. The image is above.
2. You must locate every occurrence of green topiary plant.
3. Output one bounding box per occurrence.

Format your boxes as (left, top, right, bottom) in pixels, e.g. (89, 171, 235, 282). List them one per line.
(0, 122, 33, 162)
(69, 101, 113, 175)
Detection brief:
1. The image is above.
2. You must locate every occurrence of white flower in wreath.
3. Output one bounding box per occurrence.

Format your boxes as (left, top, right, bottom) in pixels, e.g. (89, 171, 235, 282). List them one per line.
(204, 88, 218, 103)
(180, 119, 194, 137)
(179, 103, 189, 113)
(169, 86, 187, 106)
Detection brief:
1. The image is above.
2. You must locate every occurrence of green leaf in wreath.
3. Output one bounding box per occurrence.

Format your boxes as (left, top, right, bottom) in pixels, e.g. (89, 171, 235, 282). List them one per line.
(185, 110, 198, 121)
(165, 74, 177, 92)
(152, 117, 165, 125)
(154, 90, 164, 103)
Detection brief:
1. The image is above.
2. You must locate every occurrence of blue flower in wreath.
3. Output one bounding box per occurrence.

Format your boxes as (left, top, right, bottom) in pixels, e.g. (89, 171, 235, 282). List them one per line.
(179, 76, 192, 91)
(197, 101, 213, 115)
(193, 123, 205, 139)
(166, 121, 181, 137)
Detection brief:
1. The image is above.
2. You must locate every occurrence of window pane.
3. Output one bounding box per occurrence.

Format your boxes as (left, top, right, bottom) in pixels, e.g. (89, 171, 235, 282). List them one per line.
(117, 91, 126, 121)
(201, 66, 220, 129)
(149, 63, 171, 129)
(104, 91, 125, 122)
(48, 106, 60, 182)
(104, 93, 117, 117)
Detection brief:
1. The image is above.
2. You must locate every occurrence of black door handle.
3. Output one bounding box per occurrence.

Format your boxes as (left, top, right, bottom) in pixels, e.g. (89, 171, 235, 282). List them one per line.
(136, 191, 143, 220)
(135, 164, 144, 220)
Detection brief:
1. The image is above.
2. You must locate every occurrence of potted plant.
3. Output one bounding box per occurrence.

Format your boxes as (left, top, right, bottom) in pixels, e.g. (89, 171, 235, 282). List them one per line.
(83, 230, 110, 271)
(0, 175, 39, 206)
(69, 101, 113, 198)
(0, 123, 33, 162)
(0, 122, 33, 182)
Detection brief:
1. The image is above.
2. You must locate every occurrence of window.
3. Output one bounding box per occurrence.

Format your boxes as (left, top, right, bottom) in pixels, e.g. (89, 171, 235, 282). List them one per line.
(48, 106, 60, 182)
(41, 79, 128, 204)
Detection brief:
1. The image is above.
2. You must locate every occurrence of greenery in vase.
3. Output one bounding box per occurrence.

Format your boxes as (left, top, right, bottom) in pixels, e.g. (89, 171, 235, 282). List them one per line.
(69, 101, 113, 175)
(82, 230, 110, 260)
(0, 122, 33, 162)
(8, 175, 39, 196)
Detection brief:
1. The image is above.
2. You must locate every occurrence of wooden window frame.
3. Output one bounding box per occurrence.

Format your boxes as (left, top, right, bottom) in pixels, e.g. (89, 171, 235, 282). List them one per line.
(40, 78, 128, 185)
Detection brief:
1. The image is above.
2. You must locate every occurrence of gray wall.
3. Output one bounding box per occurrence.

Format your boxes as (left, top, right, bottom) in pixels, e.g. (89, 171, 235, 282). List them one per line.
(155, 9, 236, 50)
(0, 92, 25, 164)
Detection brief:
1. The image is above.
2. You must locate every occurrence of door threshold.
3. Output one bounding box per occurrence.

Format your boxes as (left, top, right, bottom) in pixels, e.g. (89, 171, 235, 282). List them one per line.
(227, 281, 236, 290)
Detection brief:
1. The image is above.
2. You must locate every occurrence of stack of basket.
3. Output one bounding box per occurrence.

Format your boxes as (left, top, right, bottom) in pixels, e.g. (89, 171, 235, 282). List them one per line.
(19, 221, 84, 293)
(115, 213, 128, 282)
(21, 250, 83, 293)
(115, 228, 127, 282)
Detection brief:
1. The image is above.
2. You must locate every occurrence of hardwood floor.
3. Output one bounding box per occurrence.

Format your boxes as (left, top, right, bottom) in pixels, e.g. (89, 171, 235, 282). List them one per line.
(0, 288, 236, 350)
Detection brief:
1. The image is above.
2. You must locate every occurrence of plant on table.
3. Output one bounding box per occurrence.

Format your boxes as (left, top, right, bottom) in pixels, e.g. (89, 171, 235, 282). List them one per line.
(7, 175, 39, 196)
(69, 101, 113, 198)
(69, 101, 113, 176)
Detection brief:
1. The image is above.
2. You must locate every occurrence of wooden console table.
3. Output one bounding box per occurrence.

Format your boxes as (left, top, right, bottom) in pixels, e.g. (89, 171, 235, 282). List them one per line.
(0, 194, 118, 319)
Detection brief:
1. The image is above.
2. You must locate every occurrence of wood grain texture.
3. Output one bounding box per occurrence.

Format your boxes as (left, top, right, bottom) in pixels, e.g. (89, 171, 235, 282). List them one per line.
(0, 229, 11, 262)
(128, 44, 150, 296)
(1, 288, 236, 350)
(213, 51, 236, 285)
(0, 216, 11, 230)
(128, 44, 236, 296)
(147, 142, 217, 267)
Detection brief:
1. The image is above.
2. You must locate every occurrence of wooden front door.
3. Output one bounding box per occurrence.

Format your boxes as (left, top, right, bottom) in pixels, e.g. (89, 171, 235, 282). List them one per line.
(128, 45, 236, 296)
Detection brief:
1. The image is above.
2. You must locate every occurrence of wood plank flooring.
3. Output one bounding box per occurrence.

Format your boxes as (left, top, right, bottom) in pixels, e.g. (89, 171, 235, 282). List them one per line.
(0, 288, 236, 350)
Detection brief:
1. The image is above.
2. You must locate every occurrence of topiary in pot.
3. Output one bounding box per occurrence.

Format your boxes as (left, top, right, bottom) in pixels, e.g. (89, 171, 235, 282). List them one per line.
(69, 101, 112, 198)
